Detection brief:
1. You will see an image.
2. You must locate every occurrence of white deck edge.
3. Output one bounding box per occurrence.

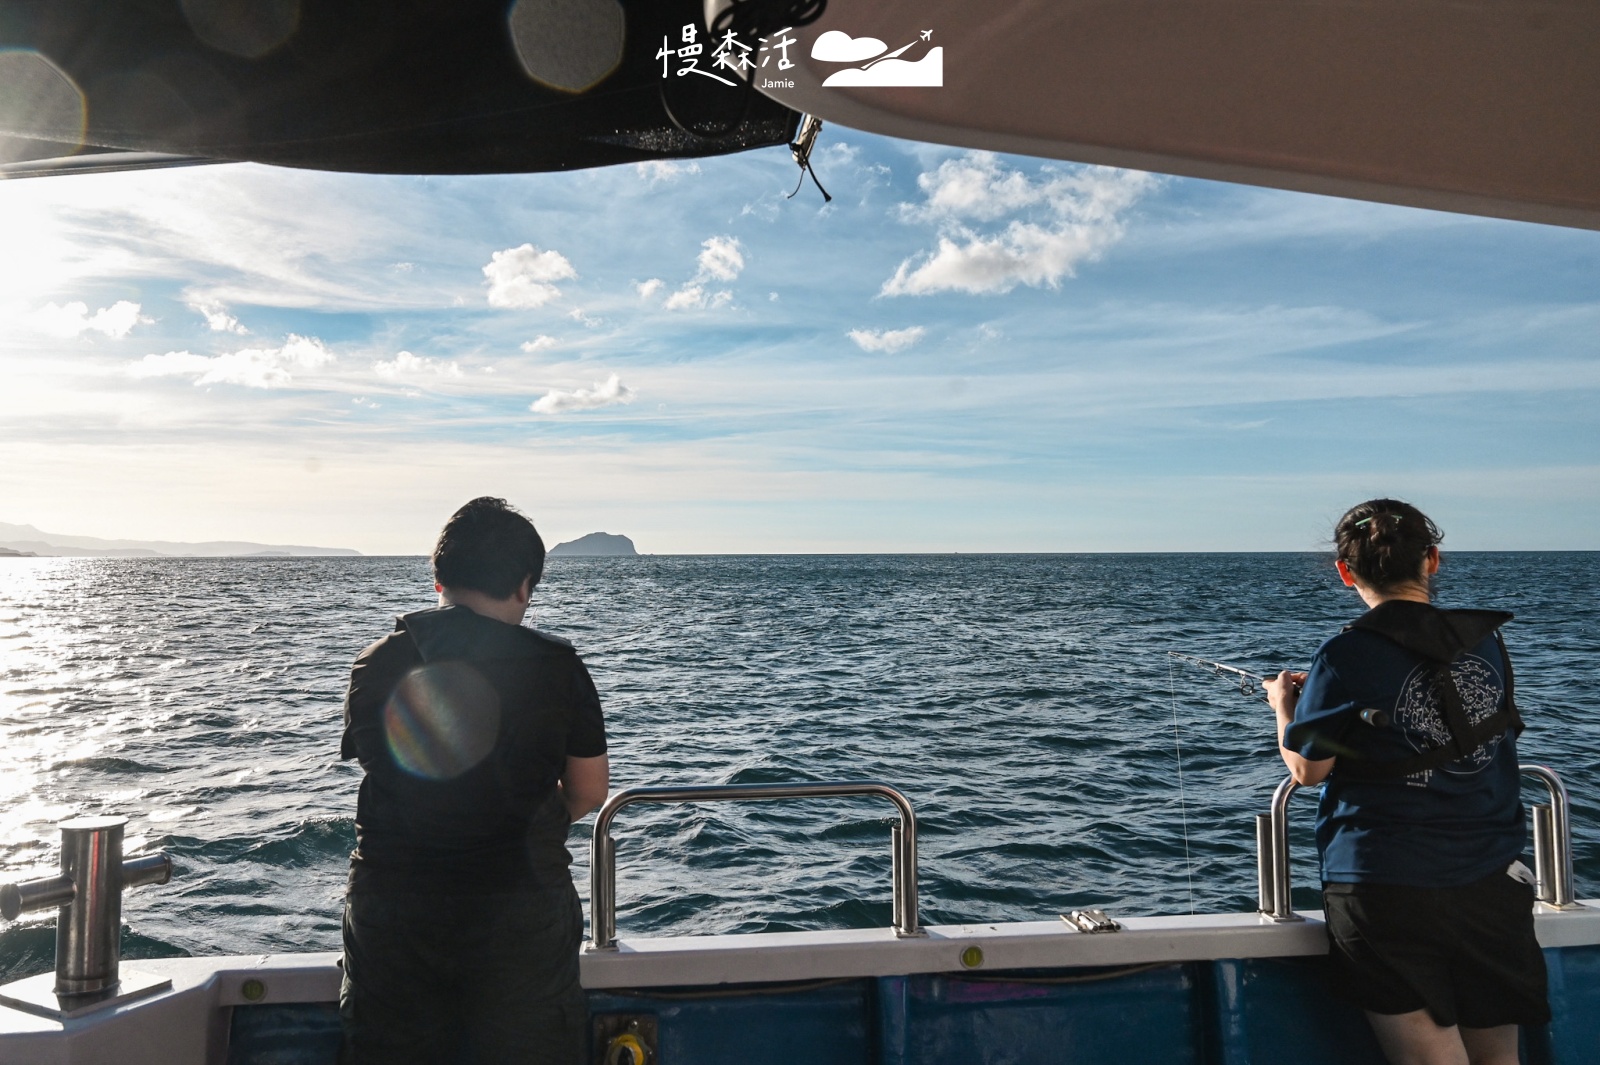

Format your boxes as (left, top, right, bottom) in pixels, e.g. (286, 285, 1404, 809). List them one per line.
(0, 903, 1595, 1062)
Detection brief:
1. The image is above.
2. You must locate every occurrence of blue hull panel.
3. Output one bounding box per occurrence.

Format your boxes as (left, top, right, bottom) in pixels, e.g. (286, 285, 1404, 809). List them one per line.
(588, 984, 871, 1065)
(878, 966, 1201, 1065)
(223, 946, 1600, 1065)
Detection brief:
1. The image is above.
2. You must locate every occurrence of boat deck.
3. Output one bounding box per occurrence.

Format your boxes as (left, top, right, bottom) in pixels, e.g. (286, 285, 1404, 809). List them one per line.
(2, 905, 1596, 1064)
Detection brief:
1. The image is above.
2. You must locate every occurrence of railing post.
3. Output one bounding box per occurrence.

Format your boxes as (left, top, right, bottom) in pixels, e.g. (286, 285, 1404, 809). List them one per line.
(1259, 776, 1304, 922)
(56, 816, 125, 996)
(1521, 765, 1577, 909)
(1255, 813, 1275, 914)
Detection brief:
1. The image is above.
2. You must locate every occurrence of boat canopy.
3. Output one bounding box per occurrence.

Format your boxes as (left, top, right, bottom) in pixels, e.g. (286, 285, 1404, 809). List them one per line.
(742, 0, 1600, 230)
(1, 0, 1595, 231)
(0, 0, 799, 178)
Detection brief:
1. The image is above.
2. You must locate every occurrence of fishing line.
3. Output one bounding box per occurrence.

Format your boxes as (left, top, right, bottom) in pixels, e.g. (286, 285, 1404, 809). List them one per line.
(1166, 656, 1196, 914)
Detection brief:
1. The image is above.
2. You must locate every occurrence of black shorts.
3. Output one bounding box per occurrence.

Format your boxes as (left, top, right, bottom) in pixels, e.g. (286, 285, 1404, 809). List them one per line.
(1323, 869, 1550, 1030)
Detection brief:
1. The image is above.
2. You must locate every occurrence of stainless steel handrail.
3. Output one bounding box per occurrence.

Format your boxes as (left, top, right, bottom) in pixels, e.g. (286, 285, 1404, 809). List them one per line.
(1258, 776, 1307, 922)
(588, 780, 921, 950)
(1522, 764, 1578, 908)
(1256, 765, 1580, 920)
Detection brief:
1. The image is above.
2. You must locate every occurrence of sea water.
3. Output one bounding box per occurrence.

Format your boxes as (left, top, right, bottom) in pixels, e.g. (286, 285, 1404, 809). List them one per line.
(0, 553, 1596, 980)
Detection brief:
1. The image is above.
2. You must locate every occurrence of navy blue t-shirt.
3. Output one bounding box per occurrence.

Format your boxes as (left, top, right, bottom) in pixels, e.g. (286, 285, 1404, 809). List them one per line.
(1284, 625, 1524, 887)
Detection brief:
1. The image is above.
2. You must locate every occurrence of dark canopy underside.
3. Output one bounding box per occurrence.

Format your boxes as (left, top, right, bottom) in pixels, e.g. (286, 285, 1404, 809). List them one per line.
(0, 0, 800, 177)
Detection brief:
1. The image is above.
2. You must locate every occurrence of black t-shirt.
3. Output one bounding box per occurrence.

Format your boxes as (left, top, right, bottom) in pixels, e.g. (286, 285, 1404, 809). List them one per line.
(340, 605, 607, 894)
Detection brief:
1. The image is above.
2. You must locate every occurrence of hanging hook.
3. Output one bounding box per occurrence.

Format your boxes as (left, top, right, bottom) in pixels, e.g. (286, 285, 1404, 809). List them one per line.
(786, 113, 831, 202)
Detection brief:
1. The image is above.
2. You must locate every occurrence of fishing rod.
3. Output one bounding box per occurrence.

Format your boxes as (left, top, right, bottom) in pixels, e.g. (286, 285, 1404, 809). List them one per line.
(1166, 652, 1269, 696)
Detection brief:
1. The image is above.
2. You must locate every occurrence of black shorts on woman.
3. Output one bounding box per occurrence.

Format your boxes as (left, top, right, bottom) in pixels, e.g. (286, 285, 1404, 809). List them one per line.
(1286, 598, 1550, 1029)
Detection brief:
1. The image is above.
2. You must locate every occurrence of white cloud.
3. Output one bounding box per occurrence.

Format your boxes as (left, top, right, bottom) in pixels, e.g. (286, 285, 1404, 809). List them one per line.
(900, 152, 1052, 223)
(32, 300, 149, 339)
(663, 285, 733, 312)
(695, 236, 744, 282)
(635, 160, 701, 183)
(483, 243, 577, 309)
(884, 156, 1157, 296)
(848, 326, 926, 353)
(635, 278, 664, 299)
(530, 373, 635, 414)
(663, 285, 704, 311)
(373, 351, 461, 379)
(188, 299, 248, 334)
(128, 334, 334, 388)
(658, 237, 745, 311)
(520, 335, 558, 353)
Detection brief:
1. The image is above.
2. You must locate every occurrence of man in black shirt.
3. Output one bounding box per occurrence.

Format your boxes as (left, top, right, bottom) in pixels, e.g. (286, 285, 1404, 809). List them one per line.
(339, 497, 609, 1065)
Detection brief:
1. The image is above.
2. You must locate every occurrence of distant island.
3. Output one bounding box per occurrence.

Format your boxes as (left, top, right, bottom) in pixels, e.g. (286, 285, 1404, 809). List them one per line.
(549, 532, 638, 557)
(0, 521, 360, 558)
(0, 546, 37, 557)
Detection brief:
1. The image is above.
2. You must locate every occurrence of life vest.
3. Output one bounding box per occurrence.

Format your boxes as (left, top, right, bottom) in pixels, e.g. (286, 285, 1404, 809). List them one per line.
(1330, 600, 1523, 781)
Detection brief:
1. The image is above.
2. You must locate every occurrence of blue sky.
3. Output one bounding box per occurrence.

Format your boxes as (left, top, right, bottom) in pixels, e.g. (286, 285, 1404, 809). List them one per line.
(0, 133, 1596, 554)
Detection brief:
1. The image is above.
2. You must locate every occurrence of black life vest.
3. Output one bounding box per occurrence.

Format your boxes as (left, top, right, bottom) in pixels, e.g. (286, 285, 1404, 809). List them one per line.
(1331, 600, 1523, 781)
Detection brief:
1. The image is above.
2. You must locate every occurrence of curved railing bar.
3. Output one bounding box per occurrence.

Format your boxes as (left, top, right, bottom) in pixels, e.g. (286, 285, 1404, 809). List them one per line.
(588, 780, 920, 950)
(1522, 764, 1577, 908)
(1257, 764, 1579, 921)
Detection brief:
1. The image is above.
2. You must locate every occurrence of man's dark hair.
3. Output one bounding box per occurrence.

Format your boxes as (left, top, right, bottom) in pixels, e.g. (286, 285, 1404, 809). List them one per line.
(431, 497, 545, 598)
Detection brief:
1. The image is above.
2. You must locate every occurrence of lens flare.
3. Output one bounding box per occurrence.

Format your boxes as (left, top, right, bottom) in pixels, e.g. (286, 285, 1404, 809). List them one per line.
(508, 0, 625, 94)
(181, 0, 301, 60)
(0, 50, 87, 163)
(383, 662, 500, 781)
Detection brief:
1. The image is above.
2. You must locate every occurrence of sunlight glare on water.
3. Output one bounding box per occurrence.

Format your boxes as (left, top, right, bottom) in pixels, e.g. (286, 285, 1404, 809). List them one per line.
(0, 552, 1594, 981)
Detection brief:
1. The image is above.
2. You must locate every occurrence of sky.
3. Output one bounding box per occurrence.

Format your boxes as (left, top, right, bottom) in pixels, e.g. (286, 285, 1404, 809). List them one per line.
(0, 134, 1597, 554)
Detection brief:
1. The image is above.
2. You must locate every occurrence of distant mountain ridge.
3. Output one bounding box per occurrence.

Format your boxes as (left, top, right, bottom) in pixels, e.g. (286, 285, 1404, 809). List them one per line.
(549, 532, 638, 557)
(0, 521, 360, 558)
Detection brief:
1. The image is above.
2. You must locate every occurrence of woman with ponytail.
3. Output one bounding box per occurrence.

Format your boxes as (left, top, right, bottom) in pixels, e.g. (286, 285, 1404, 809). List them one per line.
(1265, 499, 1548, 1065)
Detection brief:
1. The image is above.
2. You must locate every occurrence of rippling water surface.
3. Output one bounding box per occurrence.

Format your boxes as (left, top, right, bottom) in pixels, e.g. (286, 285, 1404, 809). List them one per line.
(1, 553, 1596, 979)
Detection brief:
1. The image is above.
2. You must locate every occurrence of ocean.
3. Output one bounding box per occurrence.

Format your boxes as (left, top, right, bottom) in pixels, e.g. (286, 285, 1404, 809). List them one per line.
(0, 553, 1595, 981)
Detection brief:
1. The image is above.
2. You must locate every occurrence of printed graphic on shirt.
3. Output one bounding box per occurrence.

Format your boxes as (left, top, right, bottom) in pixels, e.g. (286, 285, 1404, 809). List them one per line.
(1393, 653, 1504, 782)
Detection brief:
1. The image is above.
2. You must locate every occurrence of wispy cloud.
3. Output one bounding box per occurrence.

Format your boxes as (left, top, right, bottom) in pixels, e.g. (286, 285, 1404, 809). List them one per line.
(848, 326, 926, 353)
(884, 154, 1156, 296)
(663, 236, 744, 310)
(663, 285, 733, 311)
(373, 351, 461, 379)
(128, 335, 334, 388)
(530, 373, 635, 414)
(483, 243, 577, 309)
(32, 300, 149, 339)
(635, 160, 701, 183)
(635, 278, 664, 299)
(520, 335, 558, 353)
(187, 299, 248, 334)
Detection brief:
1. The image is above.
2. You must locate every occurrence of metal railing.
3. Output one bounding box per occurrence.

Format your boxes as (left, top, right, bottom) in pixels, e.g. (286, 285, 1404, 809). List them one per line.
(1524, 765, 1578, 908)
(0, 817, 173, 999)
(588, 780, 921, 950)
(1256, 764, 1579, 921)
